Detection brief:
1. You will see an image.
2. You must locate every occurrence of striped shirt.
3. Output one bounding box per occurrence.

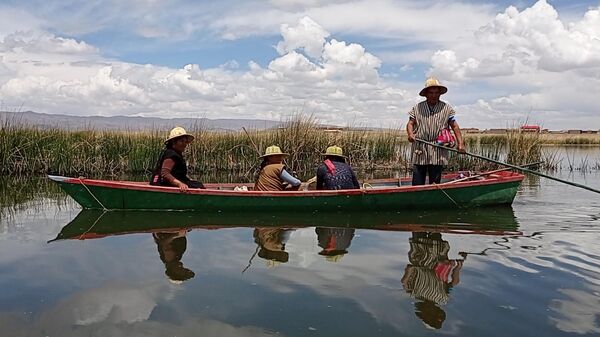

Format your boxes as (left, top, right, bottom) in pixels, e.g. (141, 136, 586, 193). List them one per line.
(408, 101, 456, 165)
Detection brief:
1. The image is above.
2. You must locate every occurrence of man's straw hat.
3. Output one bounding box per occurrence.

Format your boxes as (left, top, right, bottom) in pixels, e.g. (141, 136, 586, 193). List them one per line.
(419, 77, 448, 97)
(259, 145, 289, 158)
(322, 145, 346, 158)
(165, 127, 194, 143)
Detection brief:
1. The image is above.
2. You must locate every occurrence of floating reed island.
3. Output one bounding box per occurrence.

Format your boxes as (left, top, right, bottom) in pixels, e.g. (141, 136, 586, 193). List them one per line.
(1, 116, 596, 178)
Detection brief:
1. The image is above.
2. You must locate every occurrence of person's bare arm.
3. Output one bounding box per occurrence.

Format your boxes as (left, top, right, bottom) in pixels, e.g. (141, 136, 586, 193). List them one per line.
(449, 120, 465, 153)
(161, 158, 188, 192)
(407, 118, 416, 142)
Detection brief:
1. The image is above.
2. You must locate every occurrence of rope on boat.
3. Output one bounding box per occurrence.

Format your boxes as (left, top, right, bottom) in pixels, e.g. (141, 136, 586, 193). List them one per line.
(78, 177, 109, 211)
(432, 183, 461, 208)
(415, 138, 600, 195)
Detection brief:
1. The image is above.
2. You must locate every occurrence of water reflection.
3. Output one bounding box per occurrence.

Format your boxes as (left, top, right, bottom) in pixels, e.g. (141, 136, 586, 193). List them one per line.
(21, 202, 600, 336)
(316, 227, 355, 262)
(401, 232, 465, 329)
(51, 206, 521, 242)
(49, 208, 519, 289)
(0, 176, 65, 220)
(153, 231, 195, 283)
(253, 228, 294, 265)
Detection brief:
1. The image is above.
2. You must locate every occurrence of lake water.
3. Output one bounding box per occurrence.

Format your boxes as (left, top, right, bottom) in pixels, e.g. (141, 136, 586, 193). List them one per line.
(1, 149, 600, 337)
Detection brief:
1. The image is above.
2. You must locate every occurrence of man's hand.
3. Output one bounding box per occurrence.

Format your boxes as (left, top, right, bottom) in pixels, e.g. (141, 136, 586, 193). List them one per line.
(407, 132, 416, 143)
(457, 143, 466, 153)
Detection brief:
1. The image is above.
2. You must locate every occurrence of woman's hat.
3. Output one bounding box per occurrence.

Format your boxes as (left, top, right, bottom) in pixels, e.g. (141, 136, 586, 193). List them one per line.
(322, 145, 346, 158)
(419, 77, 448, 97)
(166, 127, 194, 144)
(259, 145, 289, 158)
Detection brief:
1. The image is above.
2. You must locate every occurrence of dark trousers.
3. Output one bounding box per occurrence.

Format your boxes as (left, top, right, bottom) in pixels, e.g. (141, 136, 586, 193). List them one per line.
(154, 179, 205, 189)
(186, 180, 205, 189)
(412, 165, 443, 186)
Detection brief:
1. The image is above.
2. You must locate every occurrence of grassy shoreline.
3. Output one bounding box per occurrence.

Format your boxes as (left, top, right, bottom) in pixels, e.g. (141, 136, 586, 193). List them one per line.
(2, 118, 597, 177)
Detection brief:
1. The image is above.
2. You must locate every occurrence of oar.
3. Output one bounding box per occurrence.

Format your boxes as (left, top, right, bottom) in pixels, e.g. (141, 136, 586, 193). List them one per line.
(415, 138, 600, 195)
(445, 161, 542, 184)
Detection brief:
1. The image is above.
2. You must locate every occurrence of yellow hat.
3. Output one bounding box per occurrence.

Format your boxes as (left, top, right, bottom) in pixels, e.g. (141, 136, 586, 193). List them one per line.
(322, 145, 346, 158)
(419, 77, 448, 97)
(165, 127, 194, 143)
(259, 145, 289, 158)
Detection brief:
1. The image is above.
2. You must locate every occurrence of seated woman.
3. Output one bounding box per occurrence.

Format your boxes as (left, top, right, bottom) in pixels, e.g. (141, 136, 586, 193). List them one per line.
(254, 145, 301, 191)
(316, 145, 360, 190)
(150, 127, 205, 192)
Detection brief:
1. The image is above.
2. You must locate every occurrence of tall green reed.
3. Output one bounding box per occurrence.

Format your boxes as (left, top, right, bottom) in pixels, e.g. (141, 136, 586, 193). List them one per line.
(1, 116, 572, 178)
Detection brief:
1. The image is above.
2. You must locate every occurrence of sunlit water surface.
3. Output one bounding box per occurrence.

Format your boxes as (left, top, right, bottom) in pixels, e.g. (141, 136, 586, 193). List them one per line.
(1, 162, 599, 336)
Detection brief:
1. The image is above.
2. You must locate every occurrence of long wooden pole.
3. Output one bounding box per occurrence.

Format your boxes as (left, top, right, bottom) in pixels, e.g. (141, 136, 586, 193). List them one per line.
(415, 138, 600, 195)
(445, 161, 542, 184)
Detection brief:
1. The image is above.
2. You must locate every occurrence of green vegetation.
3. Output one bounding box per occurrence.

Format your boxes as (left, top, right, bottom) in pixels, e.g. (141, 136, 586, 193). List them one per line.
(3, 116, 596, 178)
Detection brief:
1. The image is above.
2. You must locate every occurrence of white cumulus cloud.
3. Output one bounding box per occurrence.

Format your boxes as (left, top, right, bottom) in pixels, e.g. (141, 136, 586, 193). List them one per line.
(276, 16, 330, 59)
(0, 16, 408, 125)
(0, 1, 599, 129)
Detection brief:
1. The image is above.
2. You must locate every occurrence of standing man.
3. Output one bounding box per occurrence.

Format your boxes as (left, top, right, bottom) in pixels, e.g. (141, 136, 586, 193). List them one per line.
(406, 77, 465, 185)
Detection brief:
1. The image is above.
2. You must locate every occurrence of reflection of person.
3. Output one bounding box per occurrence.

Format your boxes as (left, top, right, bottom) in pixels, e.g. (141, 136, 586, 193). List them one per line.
(406, 77, 465, 185)
(150, 127, 205, 192)
(253, 228, 294, 265)
(401, 232, 464, 329)
(316, 146, 360, 190)
(316, 227, 355, 262)
(153, 230, 195, 283)
(254, 146, 301, 191)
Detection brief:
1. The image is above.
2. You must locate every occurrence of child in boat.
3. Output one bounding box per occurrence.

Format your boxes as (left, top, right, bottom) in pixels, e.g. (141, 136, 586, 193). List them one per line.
(254, 145, 301, 191)
(149, 127, 205, 192)
(316, 146, 360, 190)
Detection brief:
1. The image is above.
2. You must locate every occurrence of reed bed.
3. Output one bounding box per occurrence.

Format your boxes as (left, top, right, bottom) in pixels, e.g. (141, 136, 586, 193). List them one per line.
(1, 117, 589, 178)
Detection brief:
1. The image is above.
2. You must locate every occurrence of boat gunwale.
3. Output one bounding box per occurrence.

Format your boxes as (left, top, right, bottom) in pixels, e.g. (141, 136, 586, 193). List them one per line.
(49, 172, 525, 197)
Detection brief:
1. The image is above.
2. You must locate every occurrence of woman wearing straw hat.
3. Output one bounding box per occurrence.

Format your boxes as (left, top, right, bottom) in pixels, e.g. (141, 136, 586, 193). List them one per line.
(316, 145, 360, 190)
(406, 77, 465, 185)
(254, 145, 301, 191)
(149, 127, 205, 192)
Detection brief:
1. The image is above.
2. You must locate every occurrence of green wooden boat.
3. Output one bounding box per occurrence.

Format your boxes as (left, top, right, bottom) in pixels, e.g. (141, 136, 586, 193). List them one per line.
(48, 171, 524, 211)
(50, 206, 521, 242)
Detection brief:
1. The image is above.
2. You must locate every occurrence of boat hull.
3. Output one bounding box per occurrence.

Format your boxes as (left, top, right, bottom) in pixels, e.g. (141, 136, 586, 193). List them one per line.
(49, 172, 524, 211)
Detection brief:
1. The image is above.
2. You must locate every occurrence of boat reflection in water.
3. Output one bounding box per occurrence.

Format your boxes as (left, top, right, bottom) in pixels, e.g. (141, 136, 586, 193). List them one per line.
(51, 207, 521, 241)
(50, 207, 520, 327)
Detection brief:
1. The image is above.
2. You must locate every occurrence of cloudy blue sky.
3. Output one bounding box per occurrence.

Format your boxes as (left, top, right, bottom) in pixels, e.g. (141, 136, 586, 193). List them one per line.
(0, 0, 599, 129)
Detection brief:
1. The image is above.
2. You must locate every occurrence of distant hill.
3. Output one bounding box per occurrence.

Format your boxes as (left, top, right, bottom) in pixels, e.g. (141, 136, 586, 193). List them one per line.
(0, 111, 283, 131)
